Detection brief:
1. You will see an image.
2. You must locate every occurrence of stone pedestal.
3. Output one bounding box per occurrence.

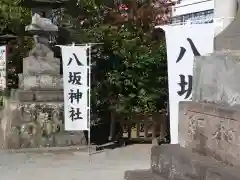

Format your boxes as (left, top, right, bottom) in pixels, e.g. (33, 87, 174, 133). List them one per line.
(3, 65, 87, 148)
(2, 76, 87, 148)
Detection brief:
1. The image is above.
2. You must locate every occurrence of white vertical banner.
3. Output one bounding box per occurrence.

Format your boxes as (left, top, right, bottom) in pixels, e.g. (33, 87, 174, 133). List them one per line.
(60, 45, 90, 131)
(164, 24, 214, 144)
(0, 46, 6, 90)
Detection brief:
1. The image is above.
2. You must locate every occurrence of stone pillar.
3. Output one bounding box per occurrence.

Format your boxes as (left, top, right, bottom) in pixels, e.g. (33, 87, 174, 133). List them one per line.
(214, 0, 238, 37)
(214, 0, 240, 50)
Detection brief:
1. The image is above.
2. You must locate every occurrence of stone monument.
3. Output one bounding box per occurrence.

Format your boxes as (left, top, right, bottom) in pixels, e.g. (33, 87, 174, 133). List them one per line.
(124, 0, 240, 180)
(0, 0, 86, 149)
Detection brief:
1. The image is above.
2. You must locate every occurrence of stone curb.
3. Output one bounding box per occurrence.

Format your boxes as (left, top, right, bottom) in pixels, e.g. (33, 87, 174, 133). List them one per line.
(0, 145, 97, 154)
(124, 169, 167, 180)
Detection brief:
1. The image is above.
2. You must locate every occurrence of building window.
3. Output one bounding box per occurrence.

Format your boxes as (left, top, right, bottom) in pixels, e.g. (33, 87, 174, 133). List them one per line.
(172, 9, 214, 24)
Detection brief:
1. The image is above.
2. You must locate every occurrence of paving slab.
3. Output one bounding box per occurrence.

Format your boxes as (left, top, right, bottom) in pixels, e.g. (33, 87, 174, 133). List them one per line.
(124, 170, 166, 180)
(0, 144, 151, 180)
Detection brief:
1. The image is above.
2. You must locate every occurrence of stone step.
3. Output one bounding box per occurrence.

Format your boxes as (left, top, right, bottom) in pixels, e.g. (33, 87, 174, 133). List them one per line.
(124, 170, 168, 180)
(151, 144, 240, 180)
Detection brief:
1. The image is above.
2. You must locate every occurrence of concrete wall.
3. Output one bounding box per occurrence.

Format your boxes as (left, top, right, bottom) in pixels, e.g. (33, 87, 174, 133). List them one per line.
(172, 0, 213, 17)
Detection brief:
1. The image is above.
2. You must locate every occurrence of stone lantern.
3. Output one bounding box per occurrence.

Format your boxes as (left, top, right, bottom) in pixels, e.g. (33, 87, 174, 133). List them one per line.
(0, 0, 86, 149)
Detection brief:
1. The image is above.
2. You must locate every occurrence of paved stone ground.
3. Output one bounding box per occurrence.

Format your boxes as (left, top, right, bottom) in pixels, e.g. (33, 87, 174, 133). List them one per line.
(0, 144, 151, 180)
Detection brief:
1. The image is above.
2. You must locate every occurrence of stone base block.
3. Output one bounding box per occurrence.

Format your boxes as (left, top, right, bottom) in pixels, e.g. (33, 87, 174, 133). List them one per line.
(11, 90, 63, 102)
(7, 132, 87, 149)
(11, 90, 34, 101)
(179, 101, 240, 167)
(35, 91, 63, 101)
(54, 132, 87, 146)
(151, 145, 240, 180)
(0, 101, 87, 149)
(124, 170, 167, 180)
(18, 74, 63, 90)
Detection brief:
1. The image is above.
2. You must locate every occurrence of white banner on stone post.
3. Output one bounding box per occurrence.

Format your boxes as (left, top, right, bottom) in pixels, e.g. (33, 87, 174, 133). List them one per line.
(0, 46, 6, 90)
(60, 45, 90, 131)
(163, 24, 214, 144)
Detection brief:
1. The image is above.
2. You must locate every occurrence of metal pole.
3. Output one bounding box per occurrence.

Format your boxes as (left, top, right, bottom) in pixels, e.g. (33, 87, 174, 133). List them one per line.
(88, 44, 91, 156)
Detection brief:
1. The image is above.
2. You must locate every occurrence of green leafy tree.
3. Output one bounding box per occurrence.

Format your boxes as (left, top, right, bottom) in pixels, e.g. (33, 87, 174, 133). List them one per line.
(0, 0, 31, 32)
(60, 0, 168, 124)
(0, 0, 31, 89)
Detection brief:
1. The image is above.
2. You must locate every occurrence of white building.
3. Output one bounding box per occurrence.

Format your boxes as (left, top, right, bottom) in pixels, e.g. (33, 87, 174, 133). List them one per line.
(171, 0, 214, 24)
